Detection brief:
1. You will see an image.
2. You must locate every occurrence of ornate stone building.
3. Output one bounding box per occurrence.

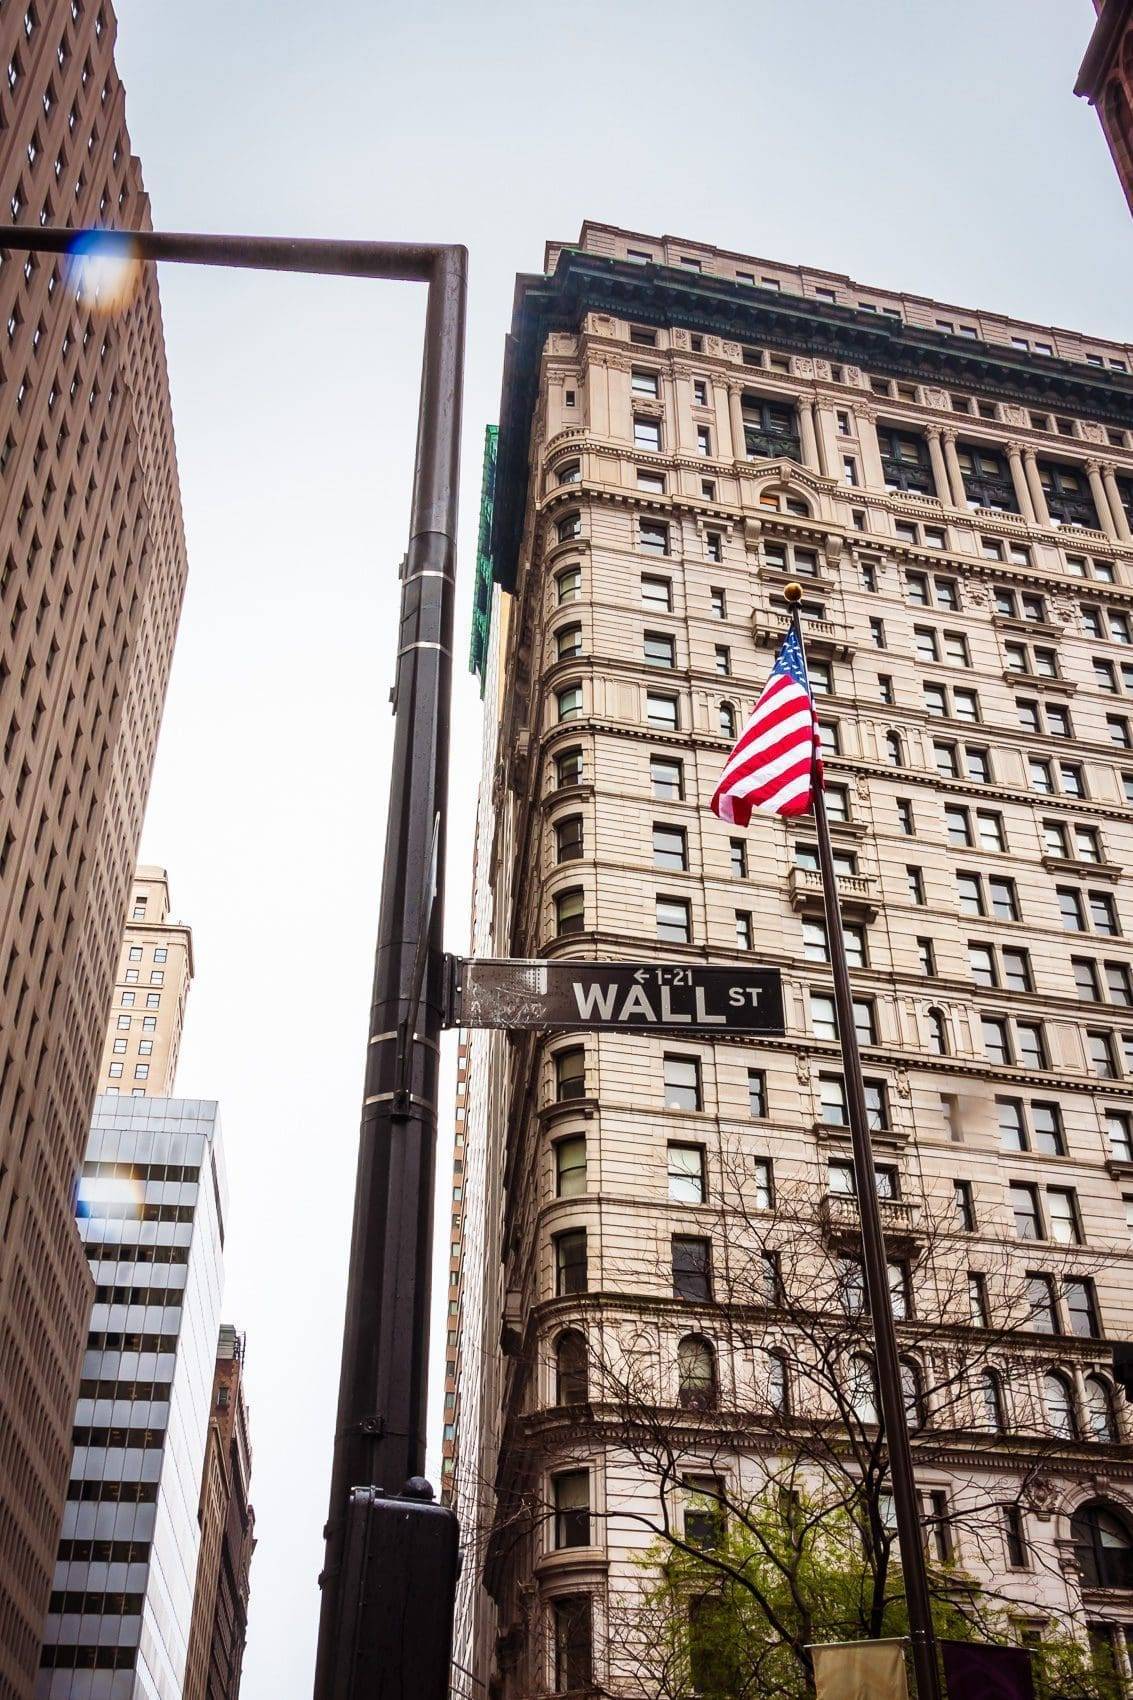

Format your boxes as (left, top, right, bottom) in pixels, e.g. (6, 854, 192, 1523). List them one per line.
(1076, 0, 1133, 216)
(0, 2, 189, 1691)
(451, 221, 1133, 1694)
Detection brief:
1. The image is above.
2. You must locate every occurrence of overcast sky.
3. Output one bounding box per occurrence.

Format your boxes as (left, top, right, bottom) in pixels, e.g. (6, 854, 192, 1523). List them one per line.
(106, 2, 1131, 1693)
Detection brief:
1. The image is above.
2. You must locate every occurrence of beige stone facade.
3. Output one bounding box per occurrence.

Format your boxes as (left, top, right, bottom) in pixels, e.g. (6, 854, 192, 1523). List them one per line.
(0, 2, 189, 1690)
(453, 222, 1133, 1695)
(96, 865, 193, 1098)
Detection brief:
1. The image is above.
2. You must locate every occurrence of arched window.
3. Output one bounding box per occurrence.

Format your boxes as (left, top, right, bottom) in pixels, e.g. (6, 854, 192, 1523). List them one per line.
(848, 1355, 878, 1425)
(927, 1008, 949, 1056)
(677, 1335, 717, 1411)
(885, 731, 904, 766)
(555, 1330, 588, 1406)
(901, 1358, 925, 1431)
(1072, 1501, 1133, 1590)
(1044, 1371, 1078, 1440)
(978, 1368, 1005, 1432)
(1085, 1375, 1118, 1444)
(767, 1350, 789, 1416)
(719, 701, 736, 738)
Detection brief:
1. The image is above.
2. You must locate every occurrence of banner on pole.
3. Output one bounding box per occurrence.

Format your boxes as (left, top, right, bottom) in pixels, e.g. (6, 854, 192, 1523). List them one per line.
(811, 1638, 909, 1700)
(941, 1640, 1034, 1700)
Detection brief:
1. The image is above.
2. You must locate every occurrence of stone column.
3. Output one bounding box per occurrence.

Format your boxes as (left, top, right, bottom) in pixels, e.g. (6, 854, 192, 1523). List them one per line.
(924, 426, 949, 506)
(941, 429, 967, 509)
(670, 372, 696, 456)
(729, 386, 747, 464)
(813, 405, 837, 478)
(1102, 460, 1133, 543)
(855, 405, 886, 490)
(1005, 442, 1036, 524)
(1085, 459, 1117, 540)
(798, 399, 819, 472)
(1022, 447, 1051, 527)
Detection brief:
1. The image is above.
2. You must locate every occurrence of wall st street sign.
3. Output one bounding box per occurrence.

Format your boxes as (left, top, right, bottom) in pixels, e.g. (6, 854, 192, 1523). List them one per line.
(443, 956, 785, 1035)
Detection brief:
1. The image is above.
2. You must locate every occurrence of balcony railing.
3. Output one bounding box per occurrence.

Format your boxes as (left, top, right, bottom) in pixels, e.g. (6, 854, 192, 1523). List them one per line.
(821, 1192, 921, 1242)
(788, 865, 878, 917)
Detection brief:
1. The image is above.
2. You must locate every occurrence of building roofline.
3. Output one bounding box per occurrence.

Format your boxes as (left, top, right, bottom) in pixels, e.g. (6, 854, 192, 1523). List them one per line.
(490, 249, 1133, 595)
(1075, 0, 1133, 100)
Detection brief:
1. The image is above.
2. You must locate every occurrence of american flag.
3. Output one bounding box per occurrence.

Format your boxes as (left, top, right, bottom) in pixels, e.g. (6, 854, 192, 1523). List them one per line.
(710, 625, 823, 824)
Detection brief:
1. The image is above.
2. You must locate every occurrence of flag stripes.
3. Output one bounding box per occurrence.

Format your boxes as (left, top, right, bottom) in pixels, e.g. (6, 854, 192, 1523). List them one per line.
(710, 625, 822, 825)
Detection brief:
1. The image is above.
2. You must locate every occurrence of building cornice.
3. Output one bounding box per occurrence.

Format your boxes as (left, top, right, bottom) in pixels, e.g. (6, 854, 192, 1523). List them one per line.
(493, 254, 1133, 592)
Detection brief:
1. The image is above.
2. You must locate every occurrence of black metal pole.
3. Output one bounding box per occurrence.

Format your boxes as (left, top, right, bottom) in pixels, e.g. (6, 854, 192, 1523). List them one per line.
(311, 242, 466, 1697)
(784, 583, 942, 1700)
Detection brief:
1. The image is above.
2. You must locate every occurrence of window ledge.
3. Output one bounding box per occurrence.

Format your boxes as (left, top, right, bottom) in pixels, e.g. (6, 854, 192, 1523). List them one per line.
(1041, 855, 1121, 882)
(534, 1549, 609, 1581)
(1001, 669, 1077, 695)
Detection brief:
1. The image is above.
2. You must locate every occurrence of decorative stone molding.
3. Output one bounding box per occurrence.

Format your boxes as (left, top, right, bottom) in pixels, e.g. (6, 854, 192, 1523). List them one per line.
(671, 328, 690, 348)
(793, 357, 815, 379)
(721, 341, 740, 358)
(843, 365, 864, 387)
(1080, 422, 1107, 444)
(921, 386, 951, 410)
(1000, 404, 1029, 426)
(813, 360, 833, 381)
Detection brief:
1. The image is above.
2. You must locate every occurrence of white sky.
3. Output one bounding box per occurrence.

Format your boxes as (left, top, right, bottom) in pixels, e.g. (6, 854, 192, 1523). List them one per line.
(106, 2, 1132, 1694)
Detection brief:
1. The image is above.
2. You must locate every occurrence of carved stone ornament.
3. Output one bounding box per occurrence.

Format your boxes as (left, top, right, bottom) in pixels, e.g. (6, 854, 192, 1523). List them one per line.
(823, 535, 843, 570)
(854, 772, 871, 798)
(965, 581, 991, 607)
(1052, 596, 1077, 624)
(844, 366, 864, 387)
(921, 387, 950, 410)
(893, 1067, 911, 1100)
(794, 357, 815, 379)
(1000, 404, 1028, 427)
(1080, 422, 1106, 445)
(795, 1053, 812, 1087)
(813, 360, 832, 381)
(722, 341, 740, 358)
(1024, 1474, 1059, 1516)
(707, 337, 722, 356)
(672, 329, 689, 348)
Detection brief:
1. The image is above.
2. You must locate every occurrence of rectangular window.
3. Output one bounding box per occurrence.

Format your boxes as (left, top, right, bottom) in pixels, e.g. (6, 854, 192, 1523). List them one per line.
(664, 1055, 702, 1111)
(1064, 1277, 1100, 1338)
(644, 631, 675, 669)
(641, 574, 672, 611)
(1002, 1506, 1029, 1570)
(555, 1048, 585, 1101)
(650, 755, 683, 799)
(1026, 1272, 1058, 1333)
(552, 1471, 590, 1548)
(656, 896, 691, 943)
(735, 910, 753, 950)
(646, 692, 678, 730)
(819, 1075, 848, 1126)
(710, 587, 726, 619)
(730, 839, 747, 879)
(553, 1596, 593, 1692)
(954, 1181, 976, 1232)
(668, 1143, 706, 1204)
(748, 1069, 767, 1119)
(639, 518, 670, 554)
(672, 1235, 712, 1300)
(1010, 1182, 1043, 1240)
(1045, 1186, 1081, 1245)
(633, 416, 661, 452)
(555, 815, 584, 863)
(631, 368, 659, 396)
(652, 823, 688, 871)
(555, 1230, 588, 1296)
(752, 1157, 773, 1208)
(555, 1136, 587, 1198)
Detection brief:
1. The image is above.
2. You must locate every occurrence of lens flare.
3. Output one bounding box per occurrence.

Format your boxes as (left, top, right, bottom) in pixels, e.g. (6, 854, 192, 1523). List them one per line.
(76, 1172, 146, 1220)
(65, 228, 141, 316)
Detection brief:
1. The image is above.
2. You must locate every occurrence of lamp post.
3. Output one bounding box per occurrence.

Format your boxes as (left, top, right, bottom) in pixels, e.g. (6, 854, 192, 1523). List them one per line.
(2, 224, 467, 1699)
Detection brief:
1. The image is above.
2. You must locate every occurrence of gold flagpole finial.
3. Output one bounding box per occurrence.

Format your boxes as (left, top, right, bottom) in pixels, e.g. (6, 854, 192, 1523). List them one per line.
(784, 581, 804, 603)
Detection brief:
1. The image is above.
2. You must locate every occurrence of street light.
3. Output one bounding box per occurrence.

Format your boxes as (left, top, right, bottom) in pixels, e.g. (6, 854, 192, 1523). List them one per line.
(2, 224, 467, 1699)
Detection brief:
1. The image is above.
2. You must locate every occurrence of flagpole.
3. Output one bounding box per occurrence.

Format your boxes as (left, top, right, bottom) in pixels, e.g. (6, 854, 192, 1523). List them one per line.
(784, 583, 942, 1700)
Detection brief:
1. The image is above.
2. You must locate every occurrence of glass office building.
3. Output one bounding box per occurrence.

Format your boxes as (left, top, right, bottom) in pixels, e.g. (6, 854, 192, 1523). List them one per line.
(38, 1098, 226, 1699)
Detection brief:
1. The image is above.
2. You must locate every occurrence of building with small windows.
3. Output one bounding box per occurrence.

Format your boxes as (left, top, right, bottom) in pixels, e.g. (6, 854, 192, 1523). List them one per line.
(0, 1, 191, 1686)
(183, 1326, 255, 1700)
(1076, 0, 1133, 217)
(38, 1096, 226, 1699)
(451, 222, 1133, 1695)
(98, 867, 194, 1099)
